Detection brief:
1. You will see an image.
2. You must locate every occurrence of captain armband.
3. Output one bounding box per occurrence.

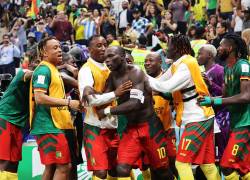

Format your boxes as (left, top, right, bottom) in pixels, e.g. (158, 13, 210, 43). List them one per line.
(130, 89, 144, 103)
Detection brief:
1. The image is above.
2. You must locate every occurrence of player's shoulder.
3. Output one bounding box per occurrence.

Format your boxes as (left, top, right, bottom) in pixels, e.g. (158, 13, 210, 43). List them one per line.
(235, 59, 250, 72)
(33, 65, 51, 76)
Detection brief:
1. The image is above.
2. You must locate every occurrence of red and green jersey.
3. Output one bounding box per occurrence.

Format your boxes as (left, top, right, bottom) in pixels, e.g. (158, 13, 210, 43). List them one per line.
(224, 59, 250, 129)
(31, 65, 63, 135)
(0, 69, 30, 127)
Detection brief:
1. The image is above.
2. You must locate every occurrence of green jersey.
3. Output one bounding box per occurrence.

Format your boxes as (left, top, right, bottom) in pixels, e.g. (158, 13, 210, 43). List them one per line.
(30, 65, 63, 135)
(207, 0, 217, 10)
(224, 59, 250, 128)
(0, 69, 29, 127)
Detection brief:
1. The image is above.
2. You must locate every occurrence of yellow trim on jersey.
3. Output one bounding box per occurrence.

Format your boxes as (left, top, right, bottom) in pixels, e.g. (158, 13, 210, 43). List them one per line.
(30, 61, 73, 130)
(171, 55, 214, 126)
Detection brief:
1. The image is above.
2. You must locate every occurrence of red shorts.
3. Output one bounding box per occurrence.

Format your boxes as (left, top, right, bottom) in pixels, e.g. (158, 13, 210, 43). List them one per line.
(166, 128, 177, 158)
(176, 119, 215, 164)
(118, 118, 169, 169)
(0, 118, 23, 162)
(83, 123, 119, 171)
(35, 133, 71, 165)
(220, 126, 250, 174)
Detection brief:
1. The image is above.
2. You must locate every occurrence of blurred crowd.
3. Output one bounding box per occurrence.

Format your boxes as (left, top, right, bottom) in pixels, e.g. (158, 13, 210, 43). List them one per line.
(0, 0, 250, 74)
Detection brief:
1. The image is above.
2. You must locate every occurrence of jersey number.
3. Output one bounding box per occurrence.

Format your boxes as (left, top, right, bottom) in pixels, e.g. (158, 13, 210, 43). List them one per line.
(232, 145, 239, 156)
(157, 147, 166, 159)
(181, 138, 191, 150)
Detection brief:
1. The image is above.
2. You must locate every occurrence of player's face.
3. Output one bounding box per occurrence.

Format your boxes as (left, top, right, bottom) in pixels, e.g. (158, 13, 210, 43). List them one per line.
(104, 48, 122, 71)
(217, 39, 231, 61)
(89, 37, 107, 63)
(197, 48, 208, 66)
(44, 39, 62, 65)
(144, 55, 161, 76)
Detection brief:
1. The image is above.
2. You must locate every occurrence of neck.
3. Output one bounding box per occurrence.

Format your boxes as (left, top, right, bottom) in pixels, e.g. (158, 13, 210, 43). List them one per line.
(44, 59, 57, 66)
(151, 69, 162, 78)
(226, 55, 237, 67)
(173, 53, 182, 62)
(204, 59, 215, 71)
(116, 62, 127, 76)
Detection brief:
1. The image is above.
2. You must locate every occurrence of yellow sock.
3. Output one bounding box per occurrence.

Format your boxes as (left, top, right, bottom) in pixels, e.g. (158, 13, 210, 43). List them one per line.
(0, 171, 18, 180)
(130, 170, 135, 180)
(175, 161, 194, 180)
(117, 177, 131, 180)
(92, 175, 107, 180)
(200, 163, 221, 180)
(107, 174, 117, 180)
(242, 172, 250, 180)
(224, 171, 240, 180)
(141, 168, 151, 180)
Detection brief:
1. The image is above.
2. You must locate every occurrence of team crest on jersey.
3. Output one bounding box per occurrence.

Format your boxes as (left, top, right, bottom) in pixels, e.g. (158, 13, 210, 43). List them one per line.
(37, 75, 45, 84)
(241, 64, 249, 73)
(56, 151, 62, 158)
(91, 157, 96, 166)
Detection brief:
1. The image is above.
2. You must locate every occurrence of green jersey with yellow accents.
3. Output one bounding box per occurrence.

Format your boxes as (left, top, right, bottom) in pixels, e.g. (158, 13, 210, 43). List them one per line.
(30, 65, 63, 135)
(0, 69, 30, 127)
(224, 59, 250, 128)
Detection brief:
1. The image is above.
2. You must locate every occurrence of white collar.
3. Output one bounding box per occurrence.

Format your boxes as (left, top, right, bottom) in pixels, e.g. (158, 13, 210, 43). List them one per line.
(89, 57, 106, 69)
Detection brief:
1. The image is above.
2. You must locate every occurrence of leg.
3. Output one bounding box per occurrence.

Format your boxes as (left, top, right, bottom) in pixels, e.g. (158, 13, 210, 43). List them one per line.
(116, 125, 141, 178)
(175, 161, 194, 180)
(93, 170, 108, 179)
(151, 167, 175, 180)
(53, 163, 71, 180)
(220, 127, 250, 179)
(200, 163, 221, 180)
(83, 124, 113, 179)
(116, 164, 132, 177)
(69, 164, 77, 180)
(142, 118, 175, 179)
(42, 164, 56, 180)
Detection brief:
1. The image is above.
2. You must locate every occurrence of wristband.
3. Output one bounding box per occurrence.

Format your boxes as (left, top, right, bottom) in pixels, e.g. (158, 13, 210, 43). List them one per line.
(199, 96, 212, 106)
(213, 98, 222, 105)
(104, 107, 111, 116)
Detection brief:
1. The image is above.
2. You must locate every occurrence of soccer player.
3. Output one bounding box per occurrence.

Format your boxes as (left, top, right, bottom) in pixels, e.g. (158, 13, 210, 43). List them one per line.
(0, 61, 38, 179)
(147, 34, 221, 180)
(97, 46, 175, 180)
(199, 33, 250, 180)
(144, 52, 177, 177)
(29, 37, 81, 180)
(78, 35, 132, 180)
(197, 44, 230, 162)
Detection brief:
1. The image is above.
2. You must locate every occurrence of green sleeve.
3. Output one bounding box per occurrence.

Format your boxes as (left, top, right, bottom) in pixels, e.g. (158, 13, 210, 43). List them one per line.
(32, 65, 51, 91)
(237, 60, 250, 79)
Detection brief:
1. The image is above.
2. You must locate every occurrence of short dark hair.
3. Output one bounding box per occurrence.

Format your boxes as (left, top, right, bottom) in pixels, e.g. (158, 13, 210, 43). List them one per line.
(88, 35, 104, 47)
(223, 33, 248, 59)
(37, 36, 57, 57)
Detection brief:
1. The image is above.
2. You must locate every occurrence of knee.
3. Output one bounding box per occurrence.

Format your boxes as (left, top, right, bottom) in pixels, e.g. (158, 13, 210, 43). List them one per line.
(93, 170, 107, 179)
(116, 164, 131, 177)
(56, 163, 71, 174)
(44, 164, 56, 174)
(220, 166, 235, 176)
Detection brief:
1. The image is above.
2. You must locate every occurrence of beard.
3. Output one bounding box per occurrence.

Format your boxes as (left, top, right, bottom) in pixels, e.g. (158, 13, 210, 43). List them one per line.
(218, 50, 230, 61)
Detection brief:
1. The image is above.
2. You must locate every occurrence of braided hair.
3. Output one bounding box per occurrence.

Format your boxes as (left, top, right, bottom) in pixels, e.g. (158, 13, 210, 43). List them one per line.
(37, 36, 57, 58)
(170, 34, 193, 56)
(223, 33, 248, 59)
